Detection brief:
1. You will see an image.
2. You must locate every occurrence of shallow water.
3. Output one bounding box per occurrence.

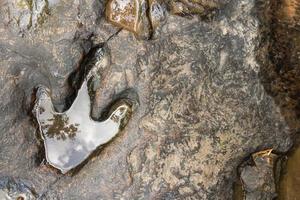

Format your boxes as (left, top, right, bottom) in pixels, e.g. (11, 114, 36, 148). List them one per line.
(278, 145, 300, 200)
(33, 45, 133, 174)
(232, 180, 243, 200)
(34, 80, 132, 173)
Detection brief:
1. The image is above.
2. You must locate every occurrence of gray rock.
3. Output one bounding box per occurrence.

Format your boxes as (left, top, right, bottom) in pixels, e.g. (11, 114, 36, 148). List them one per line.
(0, 0, 297, 199)
(0, 0, 49, 34)
(239, 149, 278, 200)
(0, 177, 37, 200)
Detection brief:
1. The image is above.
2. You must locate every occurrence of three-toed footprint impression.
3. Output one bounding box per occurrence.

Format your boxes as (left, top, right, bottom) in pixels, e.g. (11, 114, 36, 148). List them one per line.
(33, 45, 136, 174)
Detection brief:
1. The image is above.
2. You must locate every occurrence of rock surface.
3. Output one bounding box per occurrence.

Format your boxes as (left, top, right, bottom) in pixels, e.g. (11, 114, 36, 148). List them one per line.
(0, 0, 299, 199)
(106, 0, 151, 39)
(239, 149, 279, 200)
(0, 177, 37, 200)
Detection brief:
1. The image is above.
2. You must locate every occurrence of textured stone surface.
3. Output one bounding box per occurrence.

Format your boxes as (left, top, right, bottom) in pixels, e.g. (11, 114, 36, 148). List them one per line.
(239, 149, 278, 200)
(0, 177, 37, 199)
(0, 0, 49, 34)
(106, 0, 151, 39)
(105, 0, 165, 39)
(167, 0, 219, 17)
(34, 76, 133, 174)
(0, 0, 298, 199)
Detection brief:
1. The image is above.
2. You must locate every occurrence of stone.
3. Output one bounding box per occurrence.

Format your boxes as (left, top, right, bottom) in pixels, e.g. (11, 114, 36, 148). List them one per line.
(0, 0, 49, 33)
(239, 149, 279, 200)
(106, 0, 151, 39)
(105, 0, 219, 38)
(0, 177, 37, 200)
(0, 0, 299, 199)
(148, 0, 166, 31)
(167, 0, 219, 17)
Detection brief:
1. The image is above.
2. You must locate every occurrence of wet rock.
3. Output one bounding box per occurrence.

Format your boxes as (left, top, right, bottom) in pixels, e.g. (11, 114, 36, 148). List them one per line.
(0, 0, 298, 199)
(0, 177, 37, 200)
(106, 0, 151, 39)
(239, 149, 278, 200)
(0, 0, 112, 195)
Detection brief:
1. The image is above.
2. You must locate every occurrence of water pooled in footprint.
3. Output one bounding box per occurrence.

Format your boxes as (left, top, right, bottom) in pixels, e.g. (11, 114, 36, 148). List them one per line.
(33, 45, 134, 174)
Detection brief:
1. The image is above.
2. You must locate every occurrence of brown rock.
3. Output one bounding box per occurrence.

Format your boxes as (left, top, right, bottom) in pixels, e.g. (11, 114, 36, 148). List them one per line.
(106, 0, 151, 39)
(168, 0, 218, 16)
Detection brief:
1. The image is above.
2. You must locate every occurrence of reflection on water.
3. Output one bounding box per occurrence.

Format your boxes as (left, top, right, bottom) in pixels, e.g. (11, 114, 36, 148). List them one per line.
(279, 145, 300, 200)
(232, 180, 243, 200)
(34, 80, 132, 174)
(43, 115, 78, 140)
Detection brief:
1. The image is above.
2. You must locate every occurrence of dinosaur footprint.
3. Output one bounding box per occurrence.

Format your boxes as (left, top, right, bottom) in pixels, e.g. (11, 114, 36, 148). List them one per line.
(33, 45, 133, 174)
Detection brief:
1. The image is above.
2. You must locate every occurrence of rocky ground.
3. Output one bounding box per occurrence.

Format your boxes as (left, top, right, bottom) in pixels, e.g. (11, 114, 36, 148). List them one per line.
(0, 0, 299, 199)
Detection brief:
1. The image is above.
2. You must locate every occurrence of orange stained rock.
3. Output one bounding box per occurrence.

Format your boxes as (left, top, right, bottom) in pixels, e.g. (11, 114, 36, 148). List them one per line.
(106, 0, 138, 32)
(278, 0, 300, 23)
(106, 0, 150, 38)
